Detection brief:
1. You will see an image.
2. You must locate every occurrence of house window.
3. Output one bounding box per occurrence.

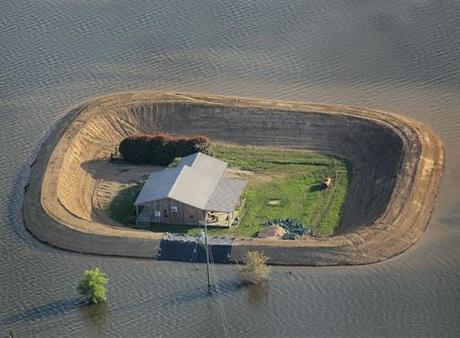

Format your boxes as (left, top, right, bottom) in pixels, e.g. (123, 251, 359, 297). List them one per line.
(154, 211, 161, 217)
(163, 209, 168, 218)
(189, 214, 194, 219)
(171, 206, 178, 212)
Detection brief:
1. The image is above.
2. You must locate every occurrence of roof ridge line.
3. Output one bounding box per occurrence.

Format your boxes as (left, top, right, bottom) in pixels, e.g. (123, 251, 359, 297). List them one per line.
(189, 152, 201, 167)
(167, 165, 187, 199)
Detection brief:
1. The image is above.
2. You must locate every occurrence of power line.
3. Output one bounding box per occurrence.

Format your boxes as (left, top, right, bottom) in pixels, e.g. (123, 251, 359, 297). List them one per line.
(208, 247, 231, 338)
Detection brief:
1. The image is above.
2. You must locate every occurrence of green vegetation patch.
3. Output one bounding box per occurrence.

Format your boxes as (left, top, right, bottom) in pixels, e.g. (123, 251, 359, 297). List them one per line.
(77, 267, 108, 304)
(212, 143, 351, 236)
(106, 182, 144, 225)
(106, 143, 352, 238)
(119, 134, 211, 165)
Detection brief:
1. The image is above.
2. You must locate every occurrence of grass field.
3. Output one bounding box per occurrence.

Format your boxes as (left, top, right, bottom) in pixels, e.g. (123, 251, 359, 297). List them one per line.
(106, 143, 352, 237)
(106, 183, 144, 226)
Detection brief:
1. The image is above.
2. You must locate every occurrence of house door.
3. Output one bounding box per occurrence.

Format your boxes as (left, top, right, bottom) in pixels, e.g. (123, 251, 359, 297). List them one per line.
(152, 210, 161, 223)
(170, 205, 179, 224)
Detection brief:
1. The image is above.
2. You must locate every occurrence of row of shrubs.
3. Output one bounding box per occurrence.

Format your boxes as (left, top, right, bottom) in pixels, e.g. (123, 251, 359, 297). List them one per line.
(119, 134, 212, 165)
(263, 218, 312, 239)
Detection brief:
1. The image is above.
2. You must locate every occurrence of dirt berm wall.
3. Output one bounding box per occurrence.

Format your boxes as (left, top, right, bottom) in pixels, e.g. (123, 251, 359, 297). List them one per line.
(23, 91, 444, 265)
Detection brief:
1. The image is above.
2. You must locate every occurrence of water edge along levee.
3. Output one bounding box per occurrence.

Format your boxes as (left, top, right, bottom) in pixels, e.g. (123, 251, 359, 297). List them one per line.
(23, 91, 445, 265)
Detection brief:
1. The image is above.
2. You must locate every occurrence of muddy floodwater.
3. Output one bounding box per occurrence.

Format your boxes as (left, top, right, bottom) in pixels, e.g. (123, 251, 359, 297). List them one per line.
(1, 1, 459, 337)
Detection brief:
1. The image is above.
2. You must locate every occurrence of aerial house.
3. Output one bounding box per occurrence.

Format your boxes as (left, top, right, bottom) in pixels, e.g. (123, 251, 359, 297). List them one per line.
(134, 152, 247, 227)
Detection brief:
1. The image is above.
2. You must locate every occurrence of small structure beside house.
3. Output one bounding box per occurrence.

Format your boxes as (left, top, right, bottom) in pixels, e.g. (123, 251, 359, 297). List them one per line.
(322, 176, 332, 190)
(134, 152, 247, 227)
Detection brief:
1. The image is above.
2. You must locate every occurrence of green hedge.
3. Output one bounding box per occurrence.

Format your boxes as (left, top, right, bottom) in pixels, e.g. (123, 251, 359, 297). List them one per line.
(119, 134, 212, 165)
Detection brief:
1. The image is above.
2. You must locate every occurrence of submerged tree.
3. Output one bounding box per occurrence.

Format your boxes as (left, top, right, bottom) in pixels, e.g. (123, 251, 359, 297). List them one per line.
(238, 251, 271, 284)
(77, 267, 109, 304)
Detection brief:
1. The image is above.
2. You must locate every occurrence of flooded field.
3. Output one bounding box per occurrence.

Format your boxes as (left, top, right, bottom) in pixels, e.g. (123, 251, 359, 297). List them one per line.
(1, 1, 459, 337)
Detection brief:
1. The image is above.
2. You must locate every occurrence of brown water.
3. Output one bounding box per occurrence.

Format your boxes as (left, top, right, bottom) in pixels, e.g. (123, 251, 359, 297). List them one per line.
(1, 1, 459, 337)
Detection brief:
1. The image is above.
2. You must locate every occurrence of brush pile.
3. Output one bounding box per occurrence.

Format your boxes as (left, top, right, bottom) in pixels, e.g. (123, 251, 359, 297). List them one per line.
(262, 218, 312, 239)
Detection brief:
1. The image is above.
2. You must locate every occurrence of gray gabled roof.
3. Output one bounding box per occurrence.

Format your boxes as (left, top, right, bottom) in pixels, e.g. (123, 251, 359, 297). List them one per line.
(134, 152, 245, 211)
(177, 152, 227, 180)
(166, 165, 219, 209)
(134, 166, 182, 206)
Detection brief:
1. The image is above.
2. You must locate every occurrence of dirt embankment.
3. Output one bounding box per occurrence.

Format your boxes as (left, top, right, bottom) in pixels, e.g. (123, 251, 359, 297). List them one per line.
(23, 91, 444, 265)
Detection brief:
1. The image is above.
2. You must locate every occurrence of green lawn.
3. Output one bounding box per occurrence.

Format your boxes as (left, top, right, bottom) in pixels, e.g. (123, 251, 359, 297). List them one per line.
(106, 183, 144, 226)
(106, 143, 352, 237)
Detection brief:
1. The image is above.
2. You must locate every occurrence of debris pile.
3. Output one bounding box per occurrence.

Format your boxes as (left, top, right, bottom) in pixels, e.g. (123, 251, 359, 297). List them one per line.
(258, 225, 286, 239)
(262, 218, 312, 239)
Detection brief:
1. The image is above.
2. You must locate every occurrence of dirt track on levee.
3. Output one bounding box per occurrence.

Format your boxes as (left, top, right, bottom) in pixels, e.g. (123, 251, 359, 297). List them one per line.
(23, 91, 445, 265)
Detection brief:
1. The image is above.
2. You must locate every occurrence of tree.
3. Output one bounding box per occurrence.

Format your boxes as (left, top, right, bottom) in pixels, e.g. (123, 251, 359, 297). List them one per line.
(237, 251, 271, 284)
(77, 267, 108, 304)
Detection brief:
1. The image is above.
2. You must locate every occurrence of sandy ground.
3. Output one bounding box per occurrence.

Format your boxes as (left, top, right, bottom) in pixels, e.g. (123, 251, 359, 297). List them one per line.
(22, 91, 444, 265)
(91, 161, 159, 226)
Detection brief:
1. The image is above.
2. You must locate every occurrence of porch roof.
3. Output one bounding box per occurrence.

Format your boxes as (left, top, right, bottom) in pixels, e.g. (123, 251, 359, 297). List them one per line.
(205, 178, 247, 212)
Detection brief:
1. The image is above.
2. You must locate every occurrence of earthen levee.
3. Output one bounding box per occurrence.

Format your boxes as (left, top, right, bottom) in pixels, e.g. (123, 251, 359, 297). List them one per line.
(23, 91, 444, 264)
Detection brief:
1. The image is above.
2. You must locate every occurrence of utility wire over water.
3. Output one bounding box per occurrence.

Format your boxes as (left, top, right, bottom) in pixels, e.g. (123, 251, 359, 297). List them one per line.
(208, 246, 232, 338)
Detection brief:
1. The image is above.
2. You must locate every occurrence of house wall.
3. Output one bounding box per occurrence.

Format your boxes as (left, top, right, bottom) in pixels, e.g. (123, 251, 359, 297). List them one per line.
(143, 198, 205, 225)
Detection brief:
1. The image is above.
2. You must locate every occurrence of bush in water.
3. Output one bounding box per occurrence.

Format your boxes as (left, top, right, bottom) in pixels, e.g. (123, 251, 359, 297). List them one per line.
(238, 251, 271, 284)
(77, 267, 109, 304)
